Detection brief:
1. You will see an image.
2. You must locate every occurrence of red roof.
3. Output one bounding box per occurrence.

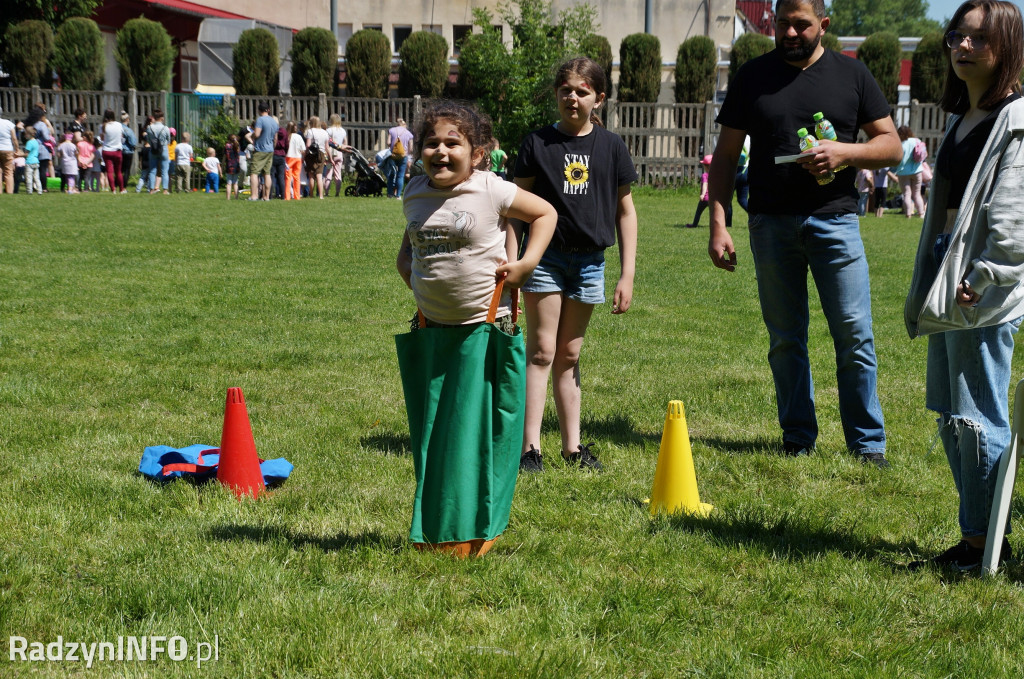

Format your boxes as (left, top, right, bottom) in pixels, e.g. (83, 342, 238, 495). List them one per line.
(737, 1, 775, 36)
(141, 0, 248, 20)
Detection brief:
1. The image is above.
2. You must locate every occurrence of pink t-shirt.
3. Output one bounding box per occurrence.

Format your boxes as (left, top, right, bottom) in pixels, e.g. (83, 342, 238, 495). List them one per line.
(403, 170, 518, 325)
(77, 141, 95, 169)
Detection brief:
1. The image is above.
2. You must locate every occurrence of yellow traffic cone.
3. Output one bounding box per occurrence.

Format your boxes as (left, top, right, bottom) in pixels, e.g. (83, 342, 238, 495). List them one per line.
(649, 400, 713, 517)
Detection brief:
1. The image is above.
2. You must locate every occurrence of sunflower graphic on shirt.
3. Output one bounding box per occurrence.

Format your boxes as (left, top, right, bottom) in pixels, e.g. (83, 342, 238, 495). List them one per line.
(563, 155, 590, 195)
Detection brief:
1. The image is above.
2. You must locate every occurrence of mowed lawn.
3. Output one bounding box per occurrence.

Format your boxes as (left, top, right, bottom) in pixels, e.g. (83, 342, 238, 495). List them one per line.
(1, 187, 1023, 678)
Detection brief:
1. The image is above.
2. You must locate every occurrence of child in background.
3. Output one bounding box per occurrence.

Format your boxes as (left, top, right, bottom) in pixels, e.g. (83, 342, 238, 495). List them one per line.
(224, 134, 240, 200)
(23, 126, 41, 194)
(514, 56, 639, 473)
(856, 167, 874, 216)
(168, 128, 177, 166)
(202, 147, 220, 193)
(88, 131, 105, 191)
(873, 167, 889, 217)
(685, 154, 713, 228)
(396, 101, 557, 555)
(78, 131, 95, 191)
(14, 153, 26, 193)
(56, 133, 79, 193)
(175, 131, 194, 192)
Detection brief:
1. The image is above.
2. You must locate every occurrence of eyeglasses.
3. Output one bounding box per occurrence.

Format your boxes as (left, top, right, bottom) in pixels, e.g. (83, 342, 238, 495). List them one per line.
(945, 30, 988, 49)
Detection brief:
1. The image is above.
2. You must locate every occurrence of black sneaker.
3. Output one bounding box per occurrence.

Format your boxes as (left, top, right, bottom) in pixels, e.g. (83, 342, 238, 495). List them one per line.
(563, 442, 602, 471)
(519, 445, 544, 473)
(783, 440, 812, 457)
(859, 452, 890, 469)
(909, 538, 1013, 572)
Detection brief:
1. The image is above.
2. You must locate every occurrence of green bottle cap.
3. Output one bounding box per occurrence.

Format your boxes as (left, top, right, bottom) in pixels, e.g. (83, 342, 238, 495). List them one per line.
(813, 112, 824, 121)
(797, 127, 808, 136)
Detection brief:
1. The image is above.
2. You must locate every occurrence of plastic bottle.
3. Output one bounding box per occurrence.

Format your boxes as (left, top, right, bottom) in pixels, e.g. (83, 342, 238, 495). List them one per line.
(797, 128, 834, 186)
(813, 112, 848, 172)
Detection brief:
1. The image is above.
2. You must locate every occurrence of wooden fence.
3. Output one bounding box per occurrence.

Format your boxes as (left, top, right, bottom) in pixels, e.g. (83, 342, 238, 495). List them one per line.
(1, 86, 947, 186)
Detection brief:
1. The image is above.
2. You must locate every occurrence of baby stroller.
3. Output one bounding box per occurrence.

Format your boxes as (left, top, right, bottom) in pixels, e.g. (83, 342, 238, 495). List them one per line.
(344, 148, 387, 197)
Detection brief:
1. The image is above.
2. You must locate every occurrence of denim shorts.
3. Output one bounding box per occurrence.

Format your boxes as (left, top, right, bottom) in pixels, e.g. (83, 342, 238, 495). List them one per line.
(521, 246, 606, 304)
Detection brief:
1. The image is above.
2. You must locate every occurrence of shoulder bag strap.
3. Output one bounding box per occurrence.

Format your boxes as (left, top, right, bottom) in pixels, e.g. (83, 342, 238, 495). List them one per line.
(417, 276, 509, 328)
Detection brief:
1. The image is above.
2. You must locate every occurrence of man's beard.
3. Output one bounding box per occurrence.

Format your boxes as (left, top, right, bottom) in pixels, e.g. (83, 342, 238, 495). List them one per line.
(778, 33, 821, 62)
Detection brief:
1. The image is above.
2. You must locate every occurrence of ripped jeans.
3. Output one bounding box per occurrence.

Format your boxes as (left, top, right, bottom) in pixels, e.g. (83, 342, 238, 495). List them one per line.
(927, 322, 1019, 536)
(927, 234, 1021, 536)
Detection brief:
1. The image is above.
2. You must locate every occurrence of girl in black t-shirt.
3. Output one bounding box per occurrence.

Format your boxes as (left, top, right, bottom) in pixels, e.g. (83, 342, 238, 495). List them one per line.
(514, 57, 639, 473)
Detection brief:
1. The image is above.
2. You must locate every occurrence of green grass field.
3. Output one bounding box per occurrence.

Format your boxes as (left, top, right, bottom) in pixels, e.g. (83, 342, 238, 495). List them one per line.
(2, 188, 1023, 678)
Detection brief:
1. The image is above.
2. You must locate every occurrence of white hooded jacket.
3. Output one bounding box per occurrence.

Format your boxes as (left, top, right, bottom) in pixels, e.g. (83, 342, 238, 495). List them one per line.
(905, 97, 1024, 338)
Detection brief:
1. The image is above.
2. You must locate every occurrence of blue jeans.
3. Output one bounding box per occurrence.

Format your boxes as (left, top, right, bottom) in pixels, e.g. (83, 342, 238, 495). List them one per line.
(747, 213, 886, 453)
(927, 234, 1020, 537)
(857, 192, 869, 216)
(206, 172, 219, 193)
(521, 246, 606, 305)
(148, 150, 169, 190)
(385, 157, 406, 198)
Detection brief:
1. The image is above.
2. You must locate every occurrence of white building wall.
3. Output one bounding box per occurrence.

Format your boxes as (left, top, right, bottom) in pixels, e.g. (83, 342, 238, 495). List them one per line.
(187, 0, 735, 64)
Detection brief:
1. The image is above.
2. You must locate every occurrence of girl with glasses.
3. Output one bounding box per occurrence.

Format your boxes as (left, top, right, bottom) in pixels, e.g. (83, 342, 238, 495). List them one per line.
(905, 0, 1024, 572)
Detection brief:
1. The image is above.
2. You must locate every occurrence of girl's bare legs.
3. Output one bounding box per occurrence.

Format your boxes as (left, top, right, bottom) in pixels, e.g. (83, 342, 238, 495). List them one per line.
(551, 298, 595, 454)
(523, 291, 595, 455)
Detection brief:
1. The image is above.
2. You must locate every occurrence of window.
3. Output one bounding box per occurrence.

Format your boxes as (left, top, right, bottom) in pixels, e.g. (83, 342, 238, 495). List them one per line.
(338, 23, 353, 53)
(453, 25, 472, 55)
(180, 59, 198, 92)
(364, 24, 382, 32)
(393, 25, 412, 53)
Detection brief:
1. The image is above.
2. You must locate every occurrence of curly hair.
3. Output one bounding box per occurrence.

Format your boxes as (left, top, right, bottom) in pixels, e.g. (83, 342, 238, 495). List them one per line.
(413, 101, 492, 159)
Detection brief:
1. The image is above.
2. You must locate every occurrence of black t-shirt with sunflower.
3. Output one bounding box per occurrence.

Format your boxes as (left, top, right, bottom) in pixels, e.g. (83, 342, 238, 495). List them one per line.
(515, 124, 637, 251)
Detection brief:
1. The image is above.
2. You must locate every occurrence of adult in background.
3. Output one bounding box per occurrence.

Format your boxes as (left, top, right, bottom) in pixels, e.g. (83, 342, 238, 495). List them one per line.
(707, 0, 902, 467)
(284, 121, 304, 200)
(272, 124, 288, 199)
(120, 112, 137, 182)
(100, 109, 126, 194)
(385, 117, 414, 198)
(136, 115, 153, 193)
(905, 0, 1024, 571)
(247, 102, 278, 201)
(325, 113, 350, 197)
(894, 125, 927, 218)
(305, 115, 329, 199)
(0, 106, 18, 193)
(237, 124, 251, 190)
(26, 105, 55, 191)
(145, 110, 171, 194)
(67, 108, 87, 138)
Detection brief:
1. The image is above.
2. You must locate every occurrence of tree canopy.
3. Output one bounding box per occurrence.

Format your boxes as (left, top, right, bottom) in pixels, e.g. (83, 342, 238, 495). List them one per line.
(456, 0, 598, 154)
(0, 0, 99, 62)
(826, 0, 943, 36)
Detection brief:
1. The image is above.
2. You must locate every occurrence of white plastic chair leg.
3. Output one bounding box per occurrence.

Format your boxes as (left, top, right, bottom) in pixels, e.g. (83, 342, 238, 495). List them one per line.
(983, 378, 1024, 576)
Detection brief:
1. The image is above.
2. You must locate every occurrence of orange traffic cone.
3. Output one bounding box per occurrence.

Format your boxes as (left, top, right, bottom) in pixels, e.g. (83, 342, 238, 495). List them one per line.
(216, 387, 265, 499)
(649, 400, 713, 517)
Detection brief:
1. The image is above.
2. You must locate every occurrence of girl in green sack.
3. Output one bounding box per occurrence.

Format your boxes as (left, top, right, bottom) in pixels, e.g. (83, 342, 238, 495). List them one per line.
(395, 102, 556, 556)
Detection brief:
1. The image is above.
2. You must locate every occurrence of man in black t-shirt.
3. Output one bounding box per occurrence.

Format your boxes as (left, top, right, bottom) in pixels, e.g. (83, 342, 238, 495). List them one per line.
(706, 0, 902, 467)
